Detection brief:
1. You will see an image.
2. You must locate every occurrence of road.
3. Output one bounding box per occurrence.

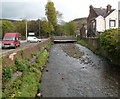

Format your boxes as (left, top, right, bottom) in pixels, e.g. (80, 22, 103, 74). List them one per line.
(40, 43, 120, 97)
(0, 39, 48, 56)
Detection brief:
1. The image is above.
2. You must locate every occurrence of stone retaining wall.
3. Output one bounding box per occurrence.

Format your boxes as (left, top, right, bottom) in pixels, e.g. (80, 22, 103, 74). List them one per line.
(81, 37, 120, 66)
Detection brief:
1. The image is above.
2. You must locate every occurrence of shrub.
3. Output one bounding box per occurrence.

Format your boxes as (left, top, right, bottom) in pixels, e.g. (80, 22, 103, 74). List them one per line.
(15, 58, 27, 72)
(21, 50, 25, 59)
(100, 29, 120, 58)
(31, 52, 37, 58)
(3, 66, 12, 81)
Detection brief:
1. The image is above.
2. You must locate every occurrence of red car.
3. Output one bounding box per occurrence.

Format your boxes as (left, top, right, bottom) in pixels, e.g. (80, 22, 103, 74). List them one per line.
(2, 33, 21, 49)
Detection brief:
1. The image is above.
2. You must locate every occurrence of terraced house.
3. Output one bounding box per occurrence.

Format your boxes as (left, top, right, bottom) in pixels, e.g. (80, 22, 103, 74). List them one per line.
(87, 5, 119, 37)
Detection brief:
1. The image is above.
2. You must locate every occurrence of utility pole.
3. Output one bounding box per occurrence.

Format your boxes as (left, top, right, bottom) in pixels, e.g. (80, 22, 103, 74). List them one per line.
(26, 20, 27, 40)
(38, 19, 41, 38)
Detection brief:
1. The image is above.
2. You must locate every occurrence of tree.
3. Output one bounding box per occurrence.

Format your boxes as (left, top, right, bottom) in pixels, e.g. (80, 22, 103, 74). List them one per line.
(63, 22, 77, 36)
(55, 25, 65, 36)
(1, 20, 15, 38)
(45, 1, 57, 31)
(14, 20, 26, 39)
(27, 20, 40, 37)
(40, 19, 54, 37)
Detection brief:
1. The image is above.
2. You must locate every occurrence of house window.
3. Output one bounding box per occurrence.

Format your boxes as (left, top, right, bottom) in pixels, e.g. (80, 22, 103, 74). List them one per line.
(109, 20, 116, 27)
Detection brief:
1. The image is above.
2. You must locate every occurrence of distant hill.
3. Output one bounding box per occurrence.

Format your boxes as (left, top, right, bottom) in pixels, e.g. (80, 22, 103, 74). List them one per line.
(0, 19, 18, 22)
(71, 17, 87, 29)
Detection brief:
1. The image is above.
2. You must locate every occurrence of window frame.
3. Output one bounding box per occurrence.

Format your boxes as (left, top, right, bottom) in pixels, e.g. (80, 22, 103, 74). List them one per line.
(109, 20, 116, 27)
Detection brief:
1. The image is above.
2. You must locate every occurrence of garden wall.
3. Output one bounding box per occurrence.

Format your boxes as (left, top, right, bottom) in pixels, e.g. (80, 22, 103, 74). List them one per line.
(81, 37, 120, 66)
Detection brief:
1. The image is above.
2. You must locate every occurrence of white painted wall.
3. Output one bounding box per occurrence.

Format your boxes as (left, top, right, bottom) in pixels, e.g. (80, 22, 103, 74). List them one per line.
(105, 10, 118, 29)
(96, 16, 105, 32)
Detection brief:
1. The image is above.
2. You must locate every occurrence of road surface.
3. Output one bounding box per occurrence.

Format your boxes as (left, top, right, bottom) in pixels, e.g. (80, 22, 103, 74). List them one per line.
(40, 43, 120, 97)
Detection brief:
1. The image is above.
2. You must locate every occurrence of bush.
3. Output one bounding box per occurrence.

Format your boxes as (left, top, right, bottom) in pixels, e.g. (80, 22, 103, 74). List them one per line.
(15, 58, 27, 72)
(100, 29, 120, 58)
(3, 66, 12, 81)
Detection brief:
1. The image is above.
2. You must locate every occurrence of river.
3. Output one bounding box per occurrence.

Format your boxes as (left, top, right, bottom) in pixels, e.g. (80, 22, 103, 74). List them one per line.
(40, 43, 120, 97)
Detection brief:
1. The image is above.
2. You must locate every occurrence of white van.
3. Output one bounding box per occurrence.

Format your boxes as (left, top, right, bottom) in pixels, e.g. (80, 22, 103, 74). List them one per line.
(27, 36, 41, 43)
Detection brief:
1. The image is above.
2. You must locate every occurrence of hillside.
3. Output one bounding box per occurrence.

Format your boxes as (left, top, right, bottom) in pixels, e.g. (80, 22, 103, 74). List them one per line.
(71, 17, 87, 29)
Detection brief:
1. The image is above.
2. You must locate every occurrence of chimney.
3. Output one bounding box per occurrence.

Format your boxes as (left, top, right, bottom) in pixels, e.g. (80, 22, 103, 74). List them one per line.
(107, 5, 112, 13)
(89, 5, 93, 13)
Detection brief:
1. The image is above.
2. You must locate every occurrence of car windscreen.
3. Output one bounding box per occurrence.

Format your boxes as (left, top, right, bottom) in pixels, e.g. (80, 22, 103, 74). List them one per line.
(3, 37, 16, 41)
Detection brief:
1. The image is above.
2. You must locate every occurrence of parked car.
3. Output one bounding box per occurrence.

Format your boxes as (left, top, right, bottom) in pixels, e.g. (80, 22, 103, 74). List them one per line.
(27, 36, 41, 43)
(2, 33, 21, 49)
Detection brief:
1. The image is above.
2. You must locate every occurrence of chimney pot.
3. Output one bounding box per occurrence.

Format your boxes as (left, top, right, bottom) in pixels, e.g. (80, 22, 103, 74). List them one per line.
(107, 4, 112, 13)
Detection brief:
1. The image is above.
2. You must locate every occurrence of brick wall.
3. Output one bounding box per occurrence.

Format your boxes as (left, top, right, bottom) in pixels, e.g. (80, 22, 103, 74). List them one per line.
(2, 38, 51, 67)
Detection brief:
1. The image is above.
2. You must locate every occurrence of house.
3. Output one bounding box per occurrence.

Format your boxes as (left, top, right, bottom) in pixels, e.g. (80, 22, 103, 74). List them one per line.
(87, 5, 118, 37)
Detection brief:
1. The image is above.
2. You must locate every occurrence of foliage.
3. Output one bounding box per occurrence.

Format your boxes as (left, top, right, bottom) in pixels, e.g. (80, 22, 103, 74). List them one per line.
(3, 46, 51, 98)
(55, 24, 65, 36)
(14, 20, 26, 39)
(31, 52, 37, 58)
(28, 20, 41, 37)
(1, 20, 15, 38)
(63, 22, 77, 36)
(45, 1, 57, 31)
(3, 66, 13, 82)
(15, 58, 27, 72)
(40, 19, 54, 37)
(36, 49, 49, 66)
(100, 29, 120, 58)
(21, 50, 25, 59)
(77, 40, 93, 51)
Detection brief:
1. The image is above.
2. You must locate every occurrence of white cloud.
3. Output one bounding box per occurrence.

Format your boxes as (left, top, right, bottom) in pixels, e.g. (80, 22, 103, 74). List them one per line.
(1, 0, 120, 22)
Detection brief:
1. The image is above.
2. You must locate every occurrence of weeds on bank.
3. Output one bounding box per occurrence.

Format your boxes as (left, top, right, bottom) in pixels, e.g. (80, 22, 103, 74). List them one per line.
(77, 40, 93, 50)
(77, 40, 101, 55)
(2, 46, 51, 98)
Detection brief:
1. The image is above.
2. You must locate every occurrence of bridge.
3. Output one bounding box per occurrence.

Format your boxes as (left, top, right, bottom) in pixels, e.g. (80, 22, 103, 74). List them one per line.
(53, 36, 77, 43)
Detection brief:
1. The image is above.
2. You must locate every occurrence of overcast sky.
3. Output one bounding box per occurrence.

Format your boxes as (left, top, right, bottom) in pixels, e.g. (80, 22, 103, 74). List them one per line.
(1, 0, 120, 22)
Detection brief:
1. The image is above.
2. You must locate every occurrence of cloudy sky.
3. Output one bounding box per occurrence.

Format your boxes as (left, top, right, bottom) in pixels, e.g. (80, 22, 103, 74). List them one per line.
(1, 0, 120, 22)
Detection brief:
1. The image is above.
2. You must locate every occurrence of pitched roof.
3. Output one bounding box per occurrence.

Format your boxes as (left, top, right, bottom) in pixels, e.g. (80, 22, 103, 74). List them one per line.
(93, 7, 115, 18)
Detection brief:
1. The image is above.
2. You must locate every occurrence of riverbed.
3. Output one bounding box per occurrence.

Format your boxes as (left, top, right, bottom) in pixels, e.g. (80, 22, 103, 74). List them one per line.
(40, 43, 120, 97)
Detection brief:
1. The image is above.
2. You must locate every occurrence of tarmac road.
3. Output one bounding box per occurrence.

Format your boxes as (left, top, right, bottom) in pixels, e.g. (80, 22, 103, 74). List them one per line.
(40, 43, 120, 97)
